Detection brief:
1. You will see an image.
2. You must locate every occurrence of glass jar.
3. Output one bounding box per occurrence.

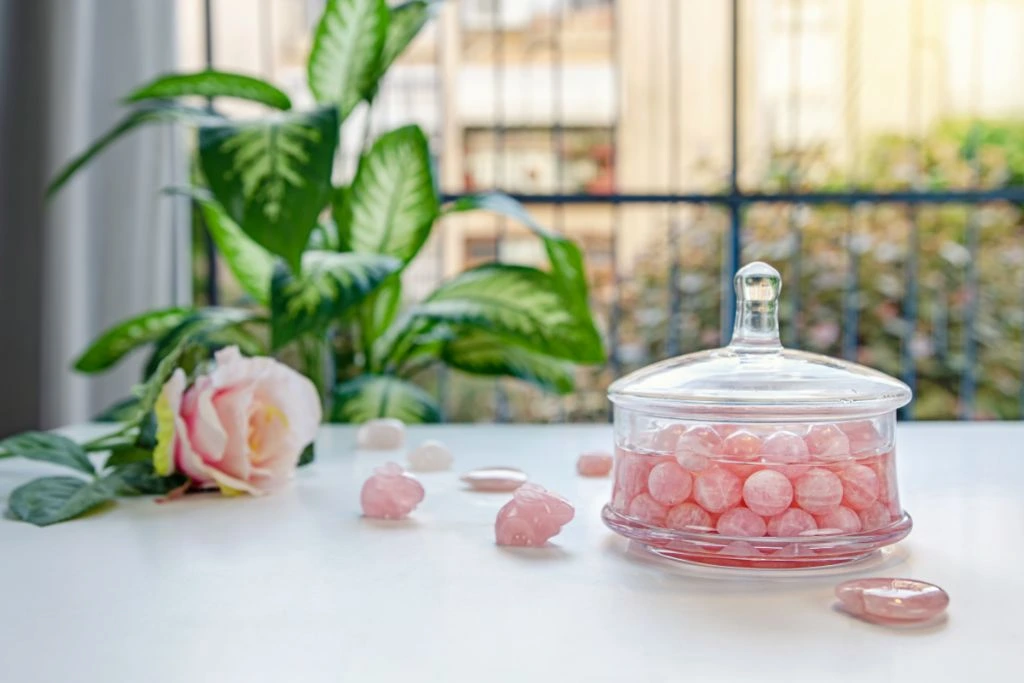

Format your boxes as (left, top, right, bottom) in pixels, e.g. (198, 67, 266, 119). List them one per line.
(604, 262, 912, 569)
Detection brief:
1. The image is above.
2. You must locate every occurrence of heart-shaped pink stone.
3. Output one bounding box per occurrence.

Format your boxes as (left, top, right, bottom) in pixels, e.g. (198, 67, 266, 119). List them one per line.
(835, 578, 949, 624)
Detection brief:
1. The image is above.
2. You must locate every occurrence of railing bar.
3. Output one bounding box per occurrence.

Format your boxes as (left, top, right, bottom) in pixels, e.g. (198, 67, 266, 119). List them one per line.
(721, 0, 742, 345)
(441, 188, 1024, 204)
(608, 0, 622, 422)
(553, 3, 567, 422)
(666, 0, 682, 357)
(841, 0, 863, 362)
(786, 0, 803, 348)
(202, 0, 219, 306)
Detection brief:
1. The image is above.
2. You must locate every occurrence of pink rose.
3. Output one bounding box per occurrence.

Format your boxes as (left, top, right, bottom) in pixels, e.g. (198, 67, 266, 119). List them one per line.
(154, 346, 322, 495)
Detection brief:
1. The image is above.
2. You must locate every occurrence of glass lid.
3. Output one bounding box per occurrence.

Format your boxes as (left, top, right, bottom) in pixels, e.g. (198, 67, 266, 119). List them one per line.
(608, 262, 912, 421)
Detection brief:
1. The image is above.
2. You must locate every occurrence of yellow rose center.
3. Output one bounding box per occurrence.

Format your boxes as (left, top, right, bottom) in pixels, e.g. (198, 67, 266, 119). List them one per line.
(248, 402, 289, 460)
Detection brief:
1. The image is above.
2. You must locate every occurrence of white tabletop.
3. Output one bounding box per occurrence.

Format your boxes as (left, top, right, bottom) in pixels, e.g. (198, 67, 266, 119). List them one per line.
(0, 422, 1022, 682)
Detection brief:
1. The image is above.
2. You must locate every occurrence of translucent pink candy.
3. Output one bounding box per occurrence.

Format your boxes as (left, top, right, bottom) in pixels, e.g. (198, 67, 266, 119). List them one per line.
(858, 501, 892, 530)
(674, 425, 722, 472)
(628, 493, 668, 525)
(742, 469, 793, 517)
(647, 461, 693, 506)
(693, 467, 743, 513)
(360, 462, 425, 520)
(495, 483, 575, 547)
(716, 507, 767, 537)
(718, 430, 763, 477)
(815, 506, 862, 534)
(761, 430, 812, 477)
(577, 452, 613, 477)
(665, 502, 712, 530)
(839, 464, 880, 511)
(804, 424, 851, 461)
(767, 508, 817, 537)
(793, 467, 844, 515)
(836, 578, 949, 624)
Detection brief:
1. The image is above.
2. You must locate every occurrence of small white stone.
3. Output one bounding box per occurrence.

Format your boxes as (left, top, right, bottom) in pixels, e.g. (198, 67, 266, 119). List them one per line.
(407, 440, 454, 472)
(356, 418, 406, 450)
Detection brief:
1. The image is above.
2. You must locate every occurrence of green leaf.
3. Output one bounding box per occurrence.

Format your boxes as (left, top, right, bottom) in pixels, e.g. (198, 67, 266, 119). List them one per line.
(270, 251, 402, 348)
(415, 264, 604, 362)
(379, 1, 433, 76)
(73, 307, 193, 373)
(48, 102, 218, 198)
(170, 188, 275, 305)
(308, 0, 390, 121)
(0, 432, 95, 475)
(104, 445, 153, 468)
(198, 107, 339, 271)
(442, 329, 575, 394)
(360, 276, 402, 369)
(331, 375, 440, 423)
(337, 125, 439, 264)
(7, 476, 116, 526)
(142, 307, 261, 380)
(92, 397, 143, 422)
(125, 70, 292, 110)
(106, 463, 187, 496)
(298, 444, 316, 467)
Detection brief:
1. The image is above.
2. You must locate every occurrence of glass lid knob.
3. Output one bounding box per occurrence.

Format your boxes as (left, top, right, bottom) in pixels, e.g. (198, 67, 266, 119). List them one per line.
(729, 261, 783, 352)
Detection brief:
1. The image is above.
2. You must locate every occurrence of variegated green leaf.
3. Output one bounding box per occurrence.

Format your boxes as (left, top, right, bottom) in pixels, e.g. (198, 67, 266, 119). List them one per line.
(337, 125, 439, 263)
(125, 70, 292, 110)
(379, 1, 434, 76)
(331, 375, 440, 423)
(142, 307, 263, 380)
(198, 107, 339, 271)
(74, 307, 193, 373)
(442, 329, 575, 394)
(308, 0, 389, 121)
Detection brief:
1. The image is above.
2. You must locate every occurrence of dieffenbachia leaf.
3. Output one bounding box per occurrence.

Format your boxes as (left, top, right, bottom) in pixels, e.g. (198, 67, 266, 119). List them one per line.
(270, 251, 401, 348)
(441, 329, 575, 395)
(198, 107, 339, 271)
(125, 70, 292, 110)
(142, 307, 263, 380)
(48, 102, 219, 198)
(331, 375, 440, 424)
(308, 0, 389, 121)
(7, 476, 116, 526)
(336, 125, 439, 264)
(73, 307, 193, 373)
(0, 432, 96, 475)
(378, 1, 434, 76)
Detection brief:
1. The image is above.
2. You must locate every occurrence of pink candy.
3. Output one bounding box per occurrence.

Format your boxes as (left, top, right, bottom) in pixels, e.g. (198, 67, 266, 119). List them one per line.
(674, 425, 722, 472)
(793, 468, 844, 515)
(360, 463, 425, 520)
(665, 502, 712, 530)
(742, 469, 793, 516)
(628, 493, 668, 525)
(718, 430, 762, 477)
(839, 464, 880, 511)
(761, 430, 811, 477)
(648, 461, 693, 506)
(716, 507, 767, 537)
(577, 452, 613, 477)
(495, 483, 575, 547)
(693, 467, 743, 513)
(767, 508, 817, 537)
(858, 501, 892, 531)
(815, 506, 862, 534)
(804, 424, 851, 461)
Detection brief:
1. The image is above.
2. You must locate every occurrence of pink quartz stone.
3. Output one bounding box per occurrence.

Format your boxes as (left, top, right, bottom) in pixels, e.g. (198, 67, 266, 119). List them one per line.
(742, 469, 794, 517)
(814, 505, 863, 534)
(674, 425, 722, 472)
(720, 540, 761, 557)
(627, 493, 668, 525)
(360, 462, 425, 520)
(495, 483, 575, 547)
(804, 423, 852, 462)
(835, 578, 949, 624)
(839, 464, 881, 511)
(776, 542, 812, 557)
(577, 452, 614, 477)
(460, 467, 528, 492)
(767, 508, 817, 537)
(716, 507, 767, 538)
(355, 418, 406, 450)
(648, 424, 687, 451)
(761, 430, 812, 477)
(858, 501, 892, 530)
(614, 451, 654, 500)
(718, 430, 763, 477)
(840, 420, 886, 455)
(693, 467, 743, 514)
(793, 467, 844, 515)
(665, 502, 713, 531)
(647, 461, 693, 506)
(407, 440, 453, 472)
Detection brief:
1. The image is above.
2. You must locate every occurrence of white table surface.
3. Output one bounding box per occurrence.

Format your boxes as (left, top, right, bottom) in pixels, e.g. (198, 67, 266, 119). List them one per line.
(0, 422, 1022, 682)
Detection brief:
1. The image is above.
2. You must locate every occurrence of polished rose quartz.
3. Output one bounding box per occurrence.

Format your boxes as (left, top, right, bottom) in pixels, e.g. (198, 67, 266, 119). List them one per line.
(407, 440, 453, 472)
(355, 418, 406, 450)
(761, 430, 811, 477)
(716, 507, 767, 537)
(674, 425, 722, 472)
(835, 578, 949, 624)
(665, 502, 712, 530)
(839, 464, 880, 511)
(767, 508, 817, 537)
(628, 493, 669, 525)
(577, 452, 614, 477)
(858, 501, 892, 530)
(360, 462, 425, 519)
(647, 461, 693, 506)
(804, 424, 851, 461)
(793, 467, 844, 515)
(815, 505, 862, 534)
(742, 469, 794, 516)
(718, 430, 762, 477)
(840, 420, 886, 455)
(495, 483, 575, 547)
(693, 467, 743, 513)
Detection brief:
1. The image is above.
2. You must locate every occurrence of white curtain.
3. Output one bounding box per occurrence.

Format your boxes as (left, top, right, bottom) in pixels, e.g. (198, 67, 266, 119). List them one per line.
(0, 0, 187, 432)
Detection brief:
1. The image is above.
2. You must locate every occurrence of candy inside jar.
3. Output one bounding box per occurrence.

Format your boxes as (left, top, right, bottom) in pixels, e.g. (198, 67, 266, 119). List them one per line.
(604, 263, 912, 569)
